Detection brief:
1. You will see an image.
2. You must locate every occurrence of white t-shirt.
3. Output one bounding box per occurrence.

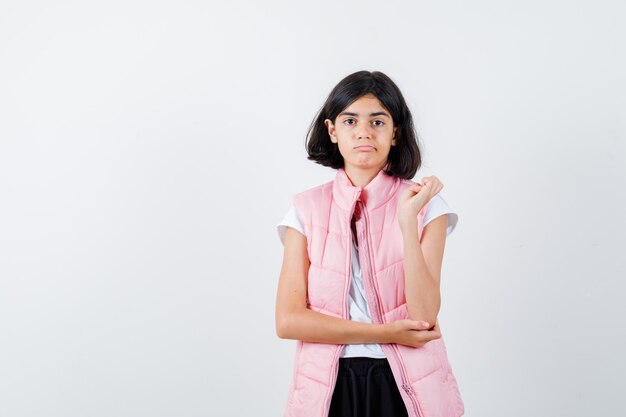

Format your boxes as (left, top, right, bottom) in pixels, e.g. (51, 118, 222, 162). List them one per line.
(276, 194, 458, 358)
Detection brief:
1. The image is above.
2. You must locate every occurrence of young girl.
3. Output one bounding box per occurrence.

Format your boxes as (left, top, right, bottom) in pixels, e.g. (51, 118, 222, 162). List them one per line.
(275, 71, 465, 417)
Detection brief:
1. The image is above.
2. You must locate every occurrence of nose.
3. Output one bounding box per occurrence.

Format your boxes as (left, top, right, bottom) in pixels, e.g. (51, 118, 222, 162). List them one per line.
(356, 123, 373, 139)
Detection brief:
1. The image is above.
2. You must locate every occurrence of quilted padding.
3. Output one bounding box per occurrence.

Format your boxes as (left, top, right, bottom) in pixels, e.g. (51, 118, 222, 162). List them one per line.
(283, 164, 464, 417)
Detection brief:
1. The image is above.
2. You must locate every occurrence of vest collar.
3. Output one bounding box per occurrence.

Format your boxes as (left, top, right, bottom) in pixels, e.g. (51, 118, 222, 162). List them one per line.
(332, 161, 401, 211)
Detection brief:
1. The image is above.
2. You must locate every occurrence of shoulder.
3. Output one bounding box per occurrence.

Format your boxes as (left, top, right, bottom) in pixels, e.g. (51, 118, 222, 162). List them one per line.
(276, 205, 305, 246)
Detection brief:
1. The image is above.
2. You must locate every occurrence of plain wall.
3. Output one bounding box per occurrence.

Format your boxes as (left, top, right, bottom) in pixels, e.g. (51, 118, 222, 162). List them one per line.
(1, 1, 625, 416)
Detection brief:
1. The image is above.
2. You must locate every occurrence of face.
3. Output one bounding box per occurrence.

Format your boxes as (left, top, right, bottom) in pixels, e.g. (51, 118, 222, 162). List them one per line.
(324, 93, 397, 171)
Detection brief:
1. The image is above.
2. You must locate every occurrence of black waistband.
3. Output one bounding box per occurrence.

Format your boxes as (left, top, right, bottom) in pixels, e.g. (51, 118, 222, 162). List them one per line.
(337, 357, 392, 378)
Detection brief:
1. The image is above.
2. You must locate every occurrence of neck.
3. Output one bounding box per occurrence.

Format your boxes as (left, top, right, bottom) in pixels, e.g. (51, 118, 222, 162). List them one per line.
(343, 161, 388, 188)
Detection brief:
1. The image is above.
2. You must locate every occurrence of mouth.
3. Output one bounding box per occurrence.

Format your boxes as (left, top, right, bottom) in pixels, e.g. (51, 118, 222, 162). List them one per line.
(355, 145, 375, 151)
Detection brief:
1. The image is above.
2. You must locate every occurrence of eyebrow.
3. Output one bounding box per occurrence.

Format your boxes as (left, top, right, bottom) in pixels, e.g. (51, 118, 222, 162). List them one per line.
(338, 111, 390, 118)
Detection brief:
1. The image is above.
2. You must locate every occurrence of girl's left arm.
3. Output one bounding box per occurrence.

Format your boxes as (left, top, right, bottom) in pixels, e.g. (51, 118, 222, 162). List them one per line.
(401, 214, 448, 328)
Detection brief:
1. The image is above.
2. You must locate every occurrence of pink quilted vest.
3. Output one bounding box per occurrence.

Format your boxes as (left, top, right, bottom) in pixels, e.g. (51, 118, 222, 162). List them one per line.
(284, 163, 465, 417)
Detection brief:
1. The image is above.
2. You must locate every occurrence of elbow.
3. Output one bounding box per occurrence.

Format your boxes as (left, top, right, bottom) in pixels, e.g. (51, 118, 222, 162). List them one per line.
(423, 314, 439, 329)
(423, 306, 440, 329)
(276, 302, 308, 339)
(276, 312, 295, 339)
(406, 305, 440, 329)
(276, 316, 288, 339)
(277, 307, 307, 339)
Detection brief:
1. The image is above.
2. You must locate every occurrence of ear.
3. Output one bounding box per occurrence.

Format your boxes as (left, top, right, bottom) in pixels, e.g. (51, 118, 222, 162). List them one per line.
(324, 119, 337, 143)
(392, 127, 398, 145)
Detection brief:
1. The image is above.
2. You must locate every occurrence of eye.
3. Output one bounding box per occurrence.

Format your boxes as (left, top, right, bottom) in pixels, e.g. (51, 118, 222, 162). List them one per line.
(343, 118, 356, 125)
(372, 120, 384, 127)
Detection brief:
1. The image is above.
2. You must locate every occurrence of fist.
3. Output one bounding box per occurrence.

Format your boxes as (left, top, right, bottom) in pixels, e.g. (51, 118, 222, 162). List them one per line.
(397, 175, 444, 230)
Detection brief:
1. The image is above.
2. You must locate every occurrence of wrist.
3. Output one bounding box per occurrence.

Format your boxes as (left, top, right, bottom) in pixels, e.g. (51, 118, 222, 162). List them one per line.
(400, 219, 419, 237)
(376, 323, 394, 344)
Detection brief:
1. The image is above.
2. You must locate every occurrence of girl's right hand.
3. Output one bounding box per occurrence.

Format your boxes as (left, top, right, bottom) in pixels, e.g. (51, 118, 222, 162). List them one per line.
(387, 319, 441, 348)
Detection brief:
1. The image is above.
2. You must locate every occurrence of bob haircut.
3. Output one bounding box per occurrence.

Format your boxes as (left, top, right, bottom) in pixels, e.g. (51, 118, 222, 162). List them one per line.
(305, 70, 422, 180)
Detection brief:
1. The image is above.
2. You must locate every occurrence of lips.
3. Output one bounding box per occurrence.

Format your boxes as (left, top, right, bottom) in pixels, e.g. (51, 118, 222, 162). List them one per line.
(355, 145, 375, 151)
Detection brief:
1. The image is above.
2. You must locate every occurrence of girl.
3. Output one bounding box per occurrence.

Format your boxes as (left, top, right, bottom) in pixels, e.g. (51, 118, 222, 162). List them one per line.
(275, 71, 464, 417)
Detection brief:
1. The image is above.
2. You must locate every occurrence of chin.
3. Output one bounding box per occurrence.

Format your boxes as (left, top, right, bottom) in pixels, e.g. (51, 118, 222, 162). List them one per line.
(351, 159, 384, 169)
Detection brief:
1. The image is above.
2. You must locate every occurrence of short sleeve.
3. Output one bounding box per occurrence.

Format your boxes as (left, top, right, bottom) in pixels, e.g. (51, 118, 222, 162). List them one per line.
(276, 205, 305, 246)
(422, 194, 458, 237)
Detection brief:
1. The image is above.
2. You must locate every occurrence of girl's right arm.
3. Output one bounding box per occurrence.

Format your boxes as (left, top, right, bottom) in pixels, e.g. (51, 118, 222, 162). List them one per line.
(275, 227, 439, 347)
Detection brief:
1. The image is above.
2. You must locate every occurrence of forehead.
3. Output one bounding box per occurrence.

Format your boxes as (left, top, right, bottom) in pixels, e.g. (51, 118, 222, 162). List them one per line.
(340, 94, 390, 116)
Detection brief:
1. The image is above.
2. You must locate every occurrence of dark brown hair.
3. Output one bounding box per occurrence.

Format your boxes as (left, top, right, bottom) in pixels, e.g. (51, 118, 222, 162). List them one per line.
(305, 70, 422, 179)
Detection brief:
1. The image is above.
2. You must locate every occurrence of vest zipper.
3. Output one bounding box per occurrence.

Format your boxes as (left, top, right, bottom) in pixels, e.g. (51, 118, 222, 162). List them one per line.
(356, 199, 425, 417)
(323, 188, 362, 417)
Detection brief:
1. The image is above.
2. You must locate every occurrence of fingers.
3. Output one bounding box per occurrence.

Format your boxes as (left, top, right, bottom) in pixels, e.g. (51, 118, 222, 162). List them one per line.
(418, 176, 444, 198)
(405, 320, 429, 330)
(422, 330, 441, 343)
(402, 328, 441, 348)
(395, 319, 442, 347)
(416, 323, 442, 343)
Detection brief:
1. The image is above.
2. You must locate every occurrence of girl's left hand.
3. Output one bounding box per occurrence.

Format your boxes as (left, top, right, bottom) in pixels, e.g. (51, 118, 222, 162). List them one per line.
(397, 175, 444, 231)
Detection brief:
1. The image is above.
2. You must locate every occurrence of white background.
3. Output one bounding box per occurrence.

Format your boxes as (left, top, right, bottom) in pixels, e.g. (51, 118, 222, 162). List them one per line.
(1, 1, 625, 416)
